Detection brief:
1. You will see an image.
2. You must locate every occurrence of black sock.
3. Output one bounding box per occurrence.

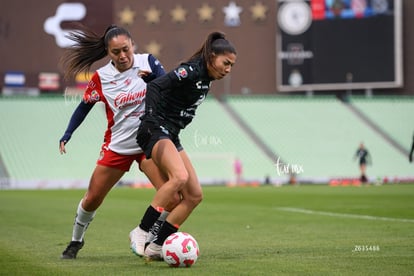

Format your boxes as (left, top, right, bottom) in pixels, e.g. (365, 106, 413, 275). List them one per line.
(154, 221, 178, 246)
(139, 206, 161, 232)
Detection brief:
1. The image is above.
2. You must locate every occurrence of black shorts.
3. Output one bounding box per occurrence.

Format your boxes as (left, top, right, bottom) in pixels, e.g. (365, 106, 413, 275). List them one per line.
(136, 116, 183, 159)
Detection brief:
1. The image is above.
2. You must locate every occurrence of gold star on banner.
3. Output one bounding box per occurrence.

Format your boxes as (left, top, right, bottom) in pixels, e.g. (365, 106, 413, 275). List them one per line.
(119, 6, 135, 25)
(197, 3, 214, 22)
(145, 6, 161, 24)
(145, 41, 162, 57)
(250, 2, 268, 21)
(171, 5, 187, 24)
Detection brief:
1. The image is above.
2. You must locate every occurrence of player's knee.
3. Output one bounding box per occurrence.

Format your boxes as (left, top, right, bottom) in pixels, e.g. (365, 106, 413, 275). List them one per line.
(171, 170, 189, 190)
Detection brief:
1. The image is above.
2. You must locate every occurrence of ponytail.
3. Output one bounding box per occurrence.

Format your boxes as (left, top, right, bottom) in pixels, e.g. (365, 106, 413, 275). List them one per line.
(61, 24, 132, 81)
(188, 32, 236, 65)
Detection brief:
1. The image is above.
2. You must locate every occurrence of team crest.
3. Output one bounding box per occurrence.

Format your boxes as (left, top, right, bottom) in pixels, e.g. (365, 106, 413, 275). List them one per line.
(84, 90, 100, 103)
(175, 67, 188, 80)
(124, 78, 132, 86)
(90, 90, 100, 102)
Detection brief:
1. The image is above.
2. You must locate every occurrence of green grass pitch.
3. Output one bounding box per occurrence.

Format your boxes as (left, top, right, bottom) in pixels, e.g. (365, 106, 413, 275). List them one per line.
(1, 184, 413, 275)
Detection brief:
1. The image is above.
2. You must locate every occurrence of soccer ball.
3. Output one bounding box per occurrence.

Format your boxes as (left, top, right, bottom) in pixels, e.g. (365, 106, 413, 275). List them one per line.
(162, 232, 199, 267)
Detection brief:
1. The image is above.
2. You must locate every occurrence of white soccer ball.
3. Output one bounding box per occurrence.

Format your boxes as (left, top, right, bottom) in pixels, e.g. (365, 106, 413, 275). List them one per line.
(162, 232, 199, 267)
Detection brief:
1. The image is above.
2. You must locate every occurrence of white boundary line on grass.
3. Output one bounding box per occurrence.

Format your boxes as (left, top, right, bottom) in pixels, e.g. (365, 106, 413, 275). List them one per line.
(277, 207, 414, 223)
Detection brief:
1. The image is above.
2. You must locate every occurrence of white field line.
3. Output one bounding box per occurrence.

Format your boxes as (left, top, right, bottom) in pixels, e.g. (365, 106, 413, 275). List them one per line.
(276, 207, 414, 223)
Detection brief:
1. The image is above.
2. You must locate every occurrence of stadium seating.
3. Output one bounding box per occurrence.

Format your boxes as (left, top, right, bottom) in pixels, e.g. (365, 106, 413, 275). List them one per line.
(349, 96, 414, 151)
(179, 97, 278, 184)
(226, 95, 413, 182)
(0, 96, 106, 188)
(0, 95, 413, 188)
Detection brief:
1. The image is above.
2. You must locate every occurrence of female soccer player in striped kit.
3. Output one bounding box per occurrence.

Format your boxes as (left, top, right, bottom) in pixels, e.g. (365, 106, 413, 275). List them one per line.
(59, 24, 177, 259)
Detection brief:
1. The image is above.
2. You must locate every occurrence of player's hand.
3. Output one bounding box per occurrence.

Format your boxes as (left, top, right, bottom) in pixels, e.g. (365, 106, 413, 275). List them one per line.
(138, 70, 151, 77)
(59, 141, 67, 154)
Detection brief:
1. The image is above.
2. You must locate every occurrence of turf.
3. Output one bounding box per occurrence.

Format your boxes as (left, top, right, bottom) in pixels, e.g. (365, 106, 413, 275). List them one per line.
(0, 184, 413, 275)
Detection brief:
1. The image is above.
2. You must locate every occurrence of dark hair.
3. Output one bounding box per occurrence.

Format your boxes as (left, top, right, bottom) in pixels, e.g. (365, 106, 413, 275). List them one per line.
(60, 24, 132, 80)
(188, 32, 236, 66)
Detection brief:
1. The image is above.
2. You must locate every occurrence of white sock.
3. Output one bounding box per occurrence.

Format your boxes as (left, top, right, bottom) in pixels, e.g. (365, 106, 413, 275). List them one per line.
(72, 200, 96, 242)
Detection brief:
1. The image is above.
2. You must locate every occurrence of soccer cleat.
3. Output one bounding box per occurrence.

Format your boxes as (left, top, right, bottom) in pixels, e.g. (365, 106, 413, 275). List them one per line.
(144, 242, 163, 261)
(61, 240, 84, 259)
(129, 227, 149, 257)
(146, 220, 163, 246)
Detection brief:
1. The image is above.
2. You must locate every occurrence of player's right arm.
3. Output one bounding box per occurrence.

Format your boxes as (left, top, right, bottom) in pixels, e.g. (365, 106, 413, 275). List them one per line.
(59, 72, 102, 154)
(59, 101, 94, 154)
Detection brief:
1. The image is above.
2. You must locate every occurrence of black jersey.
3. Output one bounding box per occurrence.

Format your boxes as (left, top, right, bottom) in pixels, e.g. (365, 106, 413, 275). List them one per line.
(145, 56, 213, 133)
(356, 148, 370, 165)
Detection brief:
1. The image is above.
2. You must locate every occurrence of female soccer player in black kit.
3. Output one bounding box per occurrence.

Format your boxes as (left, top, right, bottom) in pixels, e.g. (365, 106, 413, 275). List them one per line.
(132, 31, 237, 260)
(355, 142, 372, 183)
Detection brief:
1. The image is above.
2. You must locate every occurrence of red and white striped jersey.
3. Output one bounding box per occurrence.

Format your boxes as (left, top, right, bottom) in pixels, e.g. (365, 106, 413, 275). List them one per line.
(82, 54, 151, 155)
